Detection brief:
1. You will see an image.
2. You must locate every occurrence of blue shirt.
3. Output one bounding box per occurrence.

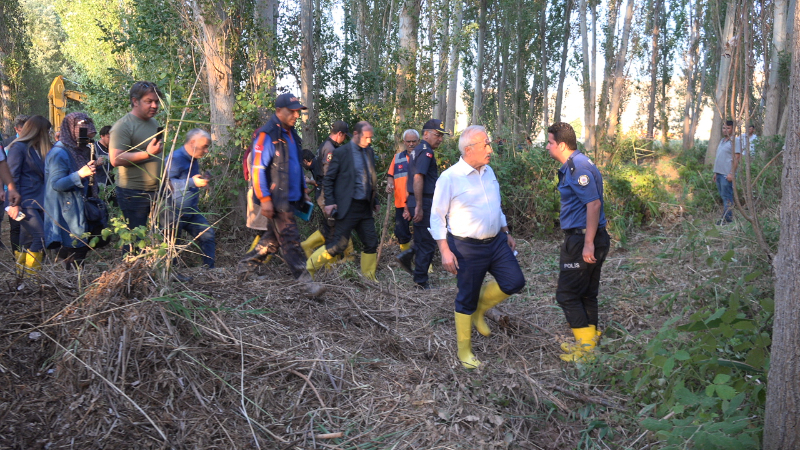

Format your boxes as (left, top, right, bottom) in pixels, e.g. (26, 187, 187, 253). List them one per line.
(251, 127, 305, 203)
(407, 140, 438, 196)
(168, 145, 201, 210)
(284, 129, 303, 202)
(558, 151, 607, 230)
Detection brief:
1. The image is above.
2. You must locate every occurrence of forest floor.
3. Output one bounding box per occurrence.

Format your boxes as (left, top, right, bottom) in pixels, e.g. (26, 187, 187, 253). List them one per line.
(0, 210, 759, 449)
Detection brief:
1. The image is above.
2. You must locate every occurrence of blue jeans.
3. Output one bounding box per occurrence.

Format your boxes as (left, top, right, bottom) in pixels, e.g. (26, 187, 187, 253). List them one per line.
(116, 187, 156, 253)
(178, 212, 216, 268)
(715, 173, 734, 222)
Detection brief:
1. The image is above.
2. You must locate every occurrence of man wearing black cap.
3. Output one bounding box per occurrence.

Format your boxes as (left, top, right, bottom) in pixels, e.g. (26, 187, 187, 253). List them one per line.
(300, 120, 351, 257)
(396, 119, 449, 289)
(238, 93, 324, 298)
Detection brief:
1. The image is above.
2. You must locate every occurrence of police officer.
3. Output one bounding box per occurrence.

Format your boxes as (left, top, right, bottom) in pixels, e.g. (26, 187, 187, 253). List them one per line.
(386, 129, 418, 253)
(396, 119, 449, 289)
(546, 122, 610, 362)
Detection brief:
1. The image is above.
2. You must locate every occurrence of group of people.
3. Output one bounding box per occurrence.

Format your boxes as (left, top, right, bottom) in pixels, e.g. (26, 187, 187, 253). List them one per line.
(0, 82, 612, 368)
(236, 92, 610, 367)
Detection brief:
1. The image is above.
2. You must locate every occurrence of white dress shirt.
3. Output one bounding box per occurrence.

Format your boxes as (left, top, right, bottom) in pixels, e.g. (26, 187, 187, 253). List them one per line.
(430, 157, 508, 241)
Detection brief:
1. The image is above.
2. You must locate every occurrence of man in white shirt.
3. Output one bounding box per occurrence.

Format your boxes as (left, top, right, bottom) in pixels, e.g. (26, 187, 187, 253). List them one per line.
(430, 125, 526, 370)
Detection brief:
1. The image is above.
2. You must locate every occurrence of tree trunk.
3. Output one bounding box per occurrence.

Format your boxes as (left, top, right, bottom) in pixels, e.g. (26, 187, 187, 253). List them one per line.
(607, 0, 634, 139)
(497, 35, 509, 131)
(764, 4, 800, 447)
(300, 0, 317, 150)
(554, 0, 573, 123)
(646, 0, 661, 141)
(0, 50, 11, 136)
(689, 61, 707, 144)
(433, 0, 450, 122)
(472, 0, 487, 125)
(396, 0, 420, 127)
(194, 3, 235, 153)
(579, 0, 595, 153)
(445, 0, 463, 134)
(705, 2, 737, 165)
(597, 0, 619, 148)
(540, 1, 549, 134)
(682, 0, 701, 151)
(764, 0, 788, 137)
(252, 0, 277, 120)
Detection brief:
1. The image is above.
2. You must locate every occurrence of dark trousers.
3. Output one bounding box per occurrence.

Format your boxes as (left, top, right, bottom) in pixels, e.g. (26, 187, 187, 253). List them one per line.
(408, 196, 435, 285)
(178, 211, 216, 268)
(326, 199, 378, 255)
(394, 207, 412, 245)
(8, 215, 21, 252)
(447, 233, 526, 314)
(240, 208, 307, 279)
(116, 187, 156, 253)
(55, 246, 90, 269)
(556, 228, 611, 328)
(19, 208, 45, 252)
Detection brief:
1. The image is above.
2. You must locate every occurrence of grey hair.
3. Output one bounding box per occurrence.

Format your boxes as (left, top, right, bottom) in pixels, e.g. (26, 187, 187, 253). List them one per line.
(402, 129, 420, 140)
(458, 125, 487, 155)
(186, 128, 211, 143)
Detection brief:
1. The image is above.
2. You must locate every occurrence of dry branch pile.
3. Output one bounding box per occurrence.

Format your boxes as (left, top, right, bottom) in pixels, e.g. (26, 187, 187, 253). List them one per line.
(0, 230, 696, 449)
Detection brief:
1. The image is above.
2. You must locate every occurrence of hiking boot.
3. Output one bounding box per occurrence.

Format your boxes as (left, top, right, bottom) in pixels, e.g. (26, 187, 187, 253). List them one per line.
(298, 272, 326, 299)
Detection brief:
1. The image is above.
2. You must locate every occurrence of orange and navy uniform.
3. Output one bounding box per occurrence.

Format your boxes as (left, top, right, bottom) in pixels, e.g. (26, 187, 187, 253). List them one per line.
(249, 115, 305, 210)
(387, 150, 409, 208)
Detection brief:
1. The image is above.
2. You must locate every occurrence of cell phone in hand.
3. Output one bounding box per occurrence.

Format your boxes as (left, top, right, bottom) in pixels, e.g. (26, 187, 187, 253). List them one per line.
(156, 127, 164, 142)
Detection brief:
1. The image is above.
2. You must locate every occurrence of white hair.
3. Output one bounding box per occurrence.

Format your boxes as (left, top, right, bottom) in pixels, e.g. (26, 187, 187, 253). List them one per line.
(458, 125, 487, 155)
(186, 128, 211, 143)
(402, 129, 420, 140)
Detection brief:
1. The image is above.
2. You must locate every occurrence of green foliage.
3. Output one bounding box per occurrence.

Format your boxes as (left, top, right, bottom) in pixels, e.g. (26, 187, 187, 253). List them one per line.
(604, 163, 673, 237)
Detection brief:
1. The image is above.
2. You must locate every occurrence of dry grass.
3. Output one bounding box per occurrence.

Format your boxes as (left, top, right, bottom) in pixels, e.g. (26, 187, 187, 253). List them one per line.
(0, 215, 768, 449)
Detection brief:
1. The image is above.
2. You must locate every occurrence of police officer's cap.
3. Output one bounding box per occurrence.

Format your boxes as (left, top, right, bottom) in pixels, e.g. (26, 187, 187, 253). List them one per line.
(275, 93, 307, 110)
(422, 119, 450, 135)
(331, 120, 351, 138)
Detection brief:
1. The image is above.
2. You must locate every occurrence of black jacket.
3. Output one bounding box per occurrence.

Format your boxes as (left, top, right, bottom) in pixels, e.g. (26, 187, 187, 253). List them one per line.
(323, 141, 379, 220)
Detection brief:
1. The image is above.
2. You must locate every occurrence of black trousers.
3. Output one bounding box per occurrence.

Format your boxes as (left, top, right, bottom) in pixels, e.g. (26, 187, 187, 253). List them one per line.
(240, 207, 307, 279)
(393, 207, 412, 245)
(326, 199, 378, 255)
(407, 196, 435, 285)
(556, 228, 611, 328)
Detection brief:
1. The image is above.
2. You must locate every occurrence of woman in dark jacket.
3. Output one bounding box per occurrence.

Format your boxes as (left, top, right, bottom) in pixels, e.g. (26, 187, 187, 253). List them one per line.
(44, 113, 98, 268)
(6, 115, 51, 273)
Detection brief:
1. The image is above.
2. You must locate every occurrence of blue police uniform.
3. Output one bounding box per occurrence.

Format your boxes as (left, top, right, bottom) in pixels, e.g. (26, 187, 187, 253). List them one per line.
(406, 139, 438, 287)
(556, 151, 610, 329)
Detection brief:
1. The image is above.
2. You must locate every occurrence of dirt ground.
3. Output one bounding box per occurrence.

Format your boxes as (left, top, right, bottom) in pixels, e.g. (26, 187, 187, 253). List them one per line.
(0, 215, 738, 449)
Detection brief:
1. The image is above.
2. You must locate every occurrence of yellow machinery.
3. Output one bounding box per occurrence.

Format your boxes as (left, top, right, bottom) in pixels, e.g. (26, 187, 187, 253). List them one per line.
(48, 76, 86, 134)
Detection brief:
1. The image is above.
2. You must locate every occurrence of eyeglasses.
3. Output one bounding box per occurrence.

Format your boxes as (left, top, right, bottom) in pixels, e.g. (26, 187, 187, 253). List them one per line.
(466, 139, 491, 149)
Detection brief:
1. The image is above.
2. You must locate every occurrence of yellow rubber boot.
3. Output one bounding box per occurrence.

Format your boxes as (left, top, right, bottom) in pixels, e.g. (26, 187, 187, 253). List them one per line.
(472, 282, 511, 337)
(306, 246, 336, 277)
(300, 230, 326, 258)
(14, 251, 25, 277)
(559, 327, 598, 362)
(23, 251, 43, 275)
(560, 325, 601, 352)
(247, 235, 261, 253)
(360, 252, 378, 281)
(399, 242, 412, 252)
(342, 239, 355, 262)
(455, 312, 482, 369)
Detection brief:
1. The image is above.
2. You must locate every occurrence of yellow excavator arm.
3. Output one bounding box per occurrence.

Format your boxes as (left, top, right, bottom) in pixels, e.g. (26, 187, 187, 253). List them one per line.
(48, 76, 87, 134)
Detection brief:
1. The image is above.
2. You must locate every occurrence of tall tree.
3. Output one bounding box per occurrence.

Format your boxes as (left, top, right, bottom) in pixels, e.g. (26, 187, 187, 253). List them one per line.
(764, 2, 800, 446)
(597, 0, 620, 148)
(396, 0, 421, 128)
(706, 2, 737, 165)
(539, 0, 549, 134)
(682, 0, 702, 151)
(763, 0, 789, 137)
(579, 0, 596, 152)
(192, 1, 236, 152)
(607, 0, 634, 139)
(471, 0, 487, 125)
(445, 0, 463, 133)
(252, 0, 278, 103)
(554, 0, 574, 123)
(646, 0, 661, 141)
(433, 0, 450, 122)
(300, 0, 317, 150)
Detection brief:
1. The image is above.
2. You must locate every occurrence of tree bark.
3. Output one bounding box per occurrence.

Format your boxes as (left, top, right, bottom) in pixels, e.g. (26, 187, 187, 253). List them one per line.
(497, 33, 509, 131)
(597, 0, 619, 148)
(607, 0, 634, 139)
(540, 1, 549, 134)
(0, 50, 11, 136)
(445, 0, 463, 134)
(472, 0, 487, 125)
(682, 0, 701, 151)
(646, 0, 661, 141)
(433, 0, 450, 122)
(252, 0, 277, 120)
(194, 2, 235, 153)
(764, 0, 789, 137)
(706, 2, 737, 165)
(764, 4, 800, 447)
(396, 0, 420, 127)
(554, 0, 573, 123)
(579, 0, 596, 153)
(300, 0, 317, 150)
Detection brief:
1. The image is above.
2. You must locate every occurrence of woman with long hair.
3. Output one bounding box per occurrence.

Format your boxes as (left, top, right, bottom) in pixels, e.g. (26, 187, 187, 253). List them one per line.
(44, 112, 98, 268)
(6, 115, 51, 274)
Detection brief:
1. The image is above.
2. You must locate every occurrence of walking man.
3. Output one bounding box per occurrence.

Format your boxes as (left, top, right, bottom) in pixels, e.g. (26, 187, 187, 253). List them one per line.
(386, 129, 418, 253)
(546, 122, 610, 362)
(712, 120, 741, 225)
(431, 125, 525, 369)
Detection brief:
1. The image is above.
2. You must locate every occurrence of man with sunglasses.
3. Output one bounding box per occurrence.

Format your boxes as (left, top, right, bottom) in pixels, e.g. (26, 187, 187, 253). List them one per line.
(396, 119, 449, 289)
